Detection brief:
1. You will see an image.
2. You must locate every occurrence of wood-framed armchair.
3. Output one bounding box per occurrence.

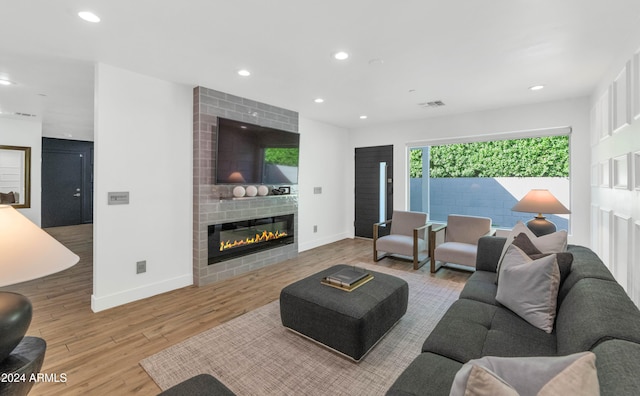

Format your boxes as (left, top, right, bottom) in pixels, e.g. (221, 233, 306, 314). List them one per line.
(373, 210, 430, 270)
(429, 214, 494, 273)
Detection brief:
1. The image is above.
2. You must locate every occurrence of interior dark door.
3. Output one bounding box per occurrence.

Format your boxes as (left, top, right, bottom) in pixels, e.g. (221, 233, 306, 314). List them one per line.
(354, 145, 393, 238)
(42, 138, 94, 228)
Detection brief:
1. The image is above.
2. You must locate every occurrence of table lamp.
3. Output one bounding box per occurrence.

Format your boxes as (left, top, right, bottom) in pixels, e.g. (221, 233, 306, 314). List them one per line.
(0, 204, 79, 394)
(511, 189, 571, 236)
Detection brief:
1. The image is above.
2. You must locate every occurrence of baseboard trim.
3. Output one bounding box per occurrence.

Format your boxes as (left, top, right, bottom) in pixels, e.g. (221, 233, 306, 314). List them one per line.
(91, 274, 193, 312)
(298, 232, 351, 252)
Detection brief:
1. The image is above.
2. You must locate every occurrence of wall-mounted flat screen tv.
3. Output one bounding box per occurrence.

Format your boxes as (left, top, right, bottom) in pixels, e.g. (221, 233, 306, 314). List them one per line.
(215, 117, 300, 185)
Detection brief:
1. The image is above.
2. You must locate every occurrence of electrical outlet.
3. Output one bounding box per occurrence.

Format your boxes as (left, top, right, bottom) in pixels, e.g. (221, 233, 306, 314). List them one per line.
(136, 260, 146, 274)
(313, 225, 318, 233)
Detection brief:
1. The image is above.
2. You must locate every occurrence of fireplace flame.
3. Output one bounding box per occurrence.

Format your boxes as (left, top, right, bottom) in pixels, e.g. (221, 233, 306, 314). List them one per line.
(220, 229, 288, 251)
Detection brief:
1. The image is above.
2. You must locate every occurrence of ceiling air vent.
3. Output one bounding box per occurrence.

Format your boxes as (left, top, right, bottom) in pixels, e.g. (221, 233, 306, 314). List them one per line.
(418, 100, 445, 108)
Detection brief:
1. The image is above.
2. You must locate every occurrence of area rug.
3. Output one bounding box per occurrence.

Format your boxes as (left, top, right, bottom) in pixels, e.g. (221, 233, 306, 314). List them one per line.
(140, 263, 463, 395)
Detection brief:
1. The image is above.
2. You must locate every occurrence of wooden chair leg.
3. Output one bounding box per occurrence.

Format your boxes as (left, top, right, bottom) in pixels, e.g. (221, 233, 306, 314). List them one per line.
(373, 224, 379, 261)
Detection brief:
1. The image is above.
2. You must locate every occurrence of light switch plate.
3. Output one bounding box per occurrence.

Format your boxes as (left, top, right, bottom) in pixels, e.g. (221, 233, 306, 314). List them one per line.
(108, 191, 129, 205)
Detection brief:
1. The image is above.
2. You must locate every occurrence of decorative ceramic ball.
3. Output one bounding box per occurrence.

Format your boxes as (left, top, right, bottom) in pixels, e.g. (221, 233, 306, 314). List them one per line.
(232, 186, 246, 198)
(257, 185, 269, 196)
(245, 185, 258, 197)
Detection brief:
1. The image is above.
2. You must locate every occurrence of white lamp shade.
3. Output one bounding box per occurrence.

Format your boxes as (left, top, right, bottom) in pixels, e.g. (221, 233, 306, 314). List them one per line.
(0, 205, 79, 287)
(511, 189, 571, 215)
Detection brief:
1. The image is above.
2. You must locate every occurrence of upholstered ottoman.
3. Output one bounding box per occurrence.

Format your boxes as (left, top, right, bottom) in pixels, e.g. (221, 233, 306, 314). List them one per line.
(280, 264, 409, 361)
(158, 374, 235, 396)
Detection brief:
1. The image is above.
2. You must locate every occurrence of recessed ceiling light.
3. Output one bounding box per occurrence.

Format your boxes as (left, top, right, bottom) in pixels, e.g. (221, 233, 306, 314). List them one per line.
(333, 51, 349, 61)
(0, 79, 14, 86)
(314, 98, 324, 103)
(359, 115, 368, 119)
(78, 11, 100, 23)
(237, 69, 251, 77)
(529, 85, 544, 91)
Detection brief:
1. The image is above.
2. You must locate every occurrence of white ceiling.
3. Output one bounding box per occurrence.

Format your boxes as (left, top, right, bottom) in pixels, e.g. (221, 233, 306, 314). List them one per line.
(1, 0, 640, 141)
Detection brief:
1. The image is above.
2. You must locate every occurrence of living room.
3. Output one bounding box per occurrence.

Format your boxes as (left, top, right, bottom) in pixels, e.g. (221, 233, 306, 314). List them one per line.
(2, 1, 640, 395)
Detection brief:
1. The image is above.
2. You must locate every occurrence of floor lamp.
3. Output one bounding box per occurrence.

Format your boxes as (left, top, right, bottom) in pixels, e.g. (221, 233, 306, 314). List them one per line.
(0, 205, 79, 395)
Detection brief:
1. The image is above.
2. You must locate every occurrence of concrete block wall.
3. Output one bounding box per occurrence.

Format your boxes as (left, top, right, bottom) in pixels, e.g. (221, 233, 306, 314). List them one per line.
(193, 87, 299, 286)
(411, 177, 569, 230)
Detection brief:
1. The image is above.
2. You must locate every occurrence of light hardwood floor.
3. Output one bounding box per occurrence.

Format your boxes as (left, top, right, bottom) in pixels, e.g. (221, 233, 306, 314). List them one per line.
(1, 224, 470, 395)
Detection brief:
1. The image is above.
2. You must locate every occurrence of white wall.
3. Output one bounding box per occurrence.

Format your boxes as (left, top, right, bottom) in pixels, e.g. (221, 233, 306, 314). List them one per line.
(0, 117, 42, 225)
(590, 26, 640, 306)
(92, 63, 193, 312)
(298, 117, 352, 251)
(348, 97, 591, 246)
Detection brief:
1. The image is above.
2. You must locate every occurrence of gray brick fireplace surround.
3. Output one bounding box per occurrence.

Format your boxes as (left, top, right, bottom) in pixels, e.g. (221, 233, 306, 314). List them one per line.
(193, 86, 299, 286)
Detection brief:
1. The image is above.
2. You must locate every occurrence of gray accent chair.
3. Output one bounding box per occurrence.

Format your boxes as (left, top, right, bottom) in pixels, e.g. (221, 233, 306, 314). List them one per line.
(429, 214, 493, 273)
(373, 210, 430, 270)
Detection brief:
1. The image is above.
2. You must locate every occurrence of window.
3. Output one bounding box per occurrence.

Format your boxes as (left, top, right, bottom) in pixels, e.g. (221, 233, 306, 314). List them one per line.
(409, 134, 570, 230)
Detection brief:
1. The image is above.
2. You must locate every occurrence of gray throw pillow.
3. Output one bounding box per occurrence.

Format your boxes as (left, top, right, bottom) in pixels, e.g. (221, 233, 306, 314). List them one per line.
(530, 252, 573, 284)
(449, 352, 599, 396)
(496, 245, 560, 333)
(497, 221, 568, 269)
(496, 232, 573, 285)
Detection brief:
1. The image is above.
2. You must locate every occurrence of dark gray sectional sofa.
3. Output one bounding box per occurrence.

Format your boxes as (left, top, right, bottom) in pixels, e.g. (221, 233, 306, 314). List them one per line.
(387, 236, 640, 395)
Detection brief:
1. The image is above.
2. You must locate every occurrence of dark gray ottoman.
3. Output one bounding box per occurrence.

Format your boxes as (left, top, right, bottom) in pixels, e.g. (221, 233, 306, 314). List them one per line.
(158, 374, 235, 396)
(280, 264, 409, 361)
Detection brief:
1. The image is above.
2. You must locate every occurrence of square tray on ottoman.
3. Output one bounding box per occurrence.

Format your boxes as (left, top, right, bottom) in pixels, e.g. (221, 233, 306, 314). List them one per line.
(280, 264, 409, 361)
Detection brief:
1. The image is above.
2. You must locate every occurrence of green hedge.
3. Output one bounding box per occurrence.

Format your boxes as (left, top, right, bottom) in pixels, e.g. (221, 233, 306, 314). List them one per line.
(265, 148, 299, 166)
(410, 136, 569, 178)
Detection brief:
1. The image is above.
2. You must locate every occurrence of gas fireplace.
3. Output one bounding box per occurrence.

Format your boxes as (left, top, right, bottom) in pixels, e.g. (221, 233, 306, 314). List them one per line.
(208, 214, 294, 264)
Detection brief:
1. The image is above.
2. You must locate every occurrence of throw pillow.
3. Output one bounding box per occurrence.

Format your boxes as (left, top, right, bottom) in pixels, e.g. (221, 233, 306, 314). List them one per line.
(498, 221, 567, 272)
(462, 365, 518, 396)
(496, 245, 560, 333)
(497, 221, 568, 273)
(496, 232, 573, 285)
(530, 252, 573, 285)
(449, 352, 599, 396)
(511, 232, 542, 255)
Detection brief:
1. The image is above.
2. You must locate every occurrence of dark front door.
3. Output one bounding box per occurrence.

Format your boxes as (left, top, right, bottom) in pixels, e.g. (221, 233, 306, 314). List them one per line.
(42, 138, 93, 228)
(354, 145, 393, 238)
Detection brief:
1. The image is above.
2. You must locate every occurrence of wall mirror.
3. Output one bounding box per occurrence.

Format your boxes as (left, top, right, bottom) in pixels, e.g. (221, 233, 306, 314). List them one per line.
(0, 145, 31, 208)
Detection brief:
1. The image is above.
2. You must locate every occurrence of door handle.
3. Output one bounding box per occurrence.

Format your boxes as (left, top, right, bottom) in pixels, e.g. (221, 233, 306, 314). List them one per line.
(73, 193, 81, 197)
